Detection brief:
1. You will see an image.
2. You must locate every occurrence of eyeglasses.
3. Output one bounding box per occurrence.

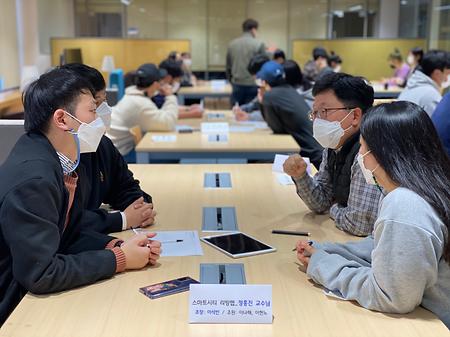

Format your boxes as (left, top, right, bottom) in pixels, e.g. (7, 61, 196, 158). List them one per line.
(308, 107, 355, 121)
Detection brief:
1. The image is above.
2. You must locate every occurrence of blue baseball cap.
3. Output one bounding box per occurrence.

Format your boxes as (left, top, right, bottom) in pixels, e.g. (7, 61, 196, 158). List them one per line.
(256, 61, 285, 86)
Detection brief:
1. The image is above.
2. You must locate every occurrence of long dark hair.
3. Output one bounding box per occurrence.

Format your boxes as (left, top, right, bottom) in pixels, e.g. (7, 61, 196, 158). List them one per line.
(361, 101, 450, 264)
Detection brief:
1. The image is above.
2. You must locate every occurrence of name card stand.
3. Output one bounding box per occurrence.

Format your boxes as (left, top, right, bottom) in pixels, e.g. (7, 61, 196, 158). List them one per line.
(189, 284, 273, 324)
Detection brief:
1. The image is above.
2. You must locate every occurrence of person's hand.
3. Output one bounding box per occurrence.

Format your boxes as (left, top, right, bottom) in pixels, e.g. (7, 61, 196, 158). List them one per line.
(120, 234, 153, 270)
(146, 233, 162, 265)
(188, 104, 204, 117)
(160, 83, 173, 96)
(124, 197, 157, 229)
(233, 107, 249, 121)
(257, 87, 265, 103)
(295, 240, 316, 269)
(283, 154, 307, 179)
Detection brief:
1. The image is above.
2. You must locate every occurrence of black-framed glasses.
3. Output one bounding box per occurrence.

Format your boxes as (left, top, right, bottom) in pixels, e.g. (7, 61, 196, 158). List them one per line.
(308, 107, 355, 121)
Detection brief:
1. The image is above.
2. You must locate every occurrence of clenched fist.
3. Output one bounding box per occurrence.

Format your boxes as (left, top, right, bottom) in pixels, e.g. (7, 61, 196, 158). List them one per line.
(283, 154, 308, 179)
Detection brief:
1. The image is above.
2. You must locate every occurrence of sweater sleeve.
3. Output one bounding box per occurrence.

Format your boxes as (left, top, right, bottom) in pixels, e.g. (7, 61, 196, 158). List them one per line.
(140, 95, 178, 131)
(78, 209, 123, 234)
(0, 178, 117, 295)
(307, 220, 440, 314)
(293, 150, 334, 214)
(312, 236, 374, 267)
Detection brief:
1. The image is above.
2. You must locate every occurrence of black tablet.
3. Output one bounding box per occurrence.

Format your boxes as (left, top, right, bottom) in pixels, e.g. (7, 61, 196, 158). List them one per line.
(201, 232, 276, 258)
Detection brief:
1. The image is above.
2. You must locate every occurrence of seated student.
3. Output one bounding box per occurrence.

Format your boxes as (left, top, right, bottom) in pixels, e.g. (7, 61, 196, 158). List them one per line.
(235, 58, 313, 121)
(61, 63, 155, 234)
(257, 61, 323, 169)
(384, 49, 410, 87)
(283, 72, 382, 236)
(180, 52, 197, 87)
(432, 92, 450, 156)
(106, 63, 178, 160)
(304, 47, 333, 82)
(273, 49, 286, 64)
(233, 53, 270, 122)
(283, 59, 313, 108)
(158, 59, 203, 119)
(406, 46, 424, 77)
(296, 101, 450, 329)
(399, 50, 449, 116)
(0, 68, 161, 326)
(328, 51, 342, 73)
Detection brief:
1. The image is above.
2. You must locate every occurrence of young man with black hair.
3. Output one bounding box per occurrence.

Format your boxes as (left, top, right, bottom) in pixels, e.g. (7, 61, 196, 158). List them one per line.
(107, 63, 178, 160)
(61, 63, 155, 234)
(0, 68, 161, 325)
(399, 49, 450, 116)
(226, 18, 266, 105)
(283, 72, 382, 236)
(158, 59, 203, 118)
(303, 47, 333, 83)
(273, 49, 286, 64)
(255, 60, 323, 169)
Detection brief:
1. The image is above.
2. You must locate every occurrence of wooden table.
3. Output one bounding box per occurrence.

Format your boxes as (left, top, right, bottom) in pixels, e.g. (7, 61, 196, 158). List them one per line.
(0, 90, 23, 117)
(178, 109, 268, 130)
(1, 164, 447, 337)
(135, 132, 299, 163)
(178, 83, 232, 105)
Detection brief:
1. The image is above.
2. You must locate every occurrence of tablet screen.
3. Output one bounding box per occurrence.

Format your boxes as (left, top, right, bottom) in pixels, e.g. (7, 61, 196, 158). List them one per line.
(203, 233, 272, 255)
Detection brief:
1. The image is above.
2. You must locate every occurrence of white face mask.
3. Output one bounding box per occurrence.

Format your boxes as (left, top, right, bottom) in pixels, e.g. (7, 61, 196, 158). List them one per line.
(96, 101, 112, 129)
(442, 74, 450, 89)
(312, 110, 353, 149)
(334, 65, 342, 73)
(357, 150, 378, 185)
(172, 81, 180, 93)
(406, 54, 415, 66)
(183, 59, 192, 67)
(66, 112, 106, 153)
(255, 78, 264, 87)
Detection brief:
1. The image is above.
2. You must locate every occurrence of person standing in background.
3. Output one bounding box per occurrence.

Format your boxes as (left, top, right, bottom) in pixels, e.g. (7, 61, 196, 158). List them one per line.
(226, 18, 266, 105)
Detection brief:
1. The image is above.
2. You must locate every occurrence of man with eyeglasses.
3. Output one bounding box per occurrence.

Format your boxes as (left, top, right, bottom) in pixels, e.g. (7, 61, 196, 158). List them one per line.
(283, 72, 382, 236)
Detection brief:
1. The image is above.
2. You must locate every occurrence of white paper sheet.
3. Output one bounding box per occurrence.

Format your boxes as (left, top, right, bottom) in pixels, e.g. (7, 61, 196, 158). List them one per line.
(151, 135, 177, 142)
(135, 230, 203, 256)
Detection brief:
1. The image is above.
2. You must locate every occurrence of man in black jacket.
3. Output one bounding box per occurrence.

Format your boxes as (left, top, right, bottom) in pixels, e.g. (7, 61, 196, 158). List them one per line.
(0, 68, 161, 326)
(62, 63, 156, 234)
(256, 61, 323, 169)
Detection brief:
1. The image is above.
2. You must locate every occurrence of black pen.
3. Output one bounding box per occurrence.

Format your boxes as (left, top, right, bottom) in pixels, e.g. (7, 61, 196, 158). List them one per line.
(272, 229, 311, 236)
(132, 229, 182, 243)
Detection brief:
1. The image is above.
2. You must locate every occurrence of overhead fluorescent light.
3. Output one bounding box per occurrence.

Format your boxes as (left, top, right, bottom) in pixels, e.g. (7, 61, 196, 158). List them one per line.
(121, 0, 131, 5)
(434, 5, 450, 11)
(348, 4, 363, 12)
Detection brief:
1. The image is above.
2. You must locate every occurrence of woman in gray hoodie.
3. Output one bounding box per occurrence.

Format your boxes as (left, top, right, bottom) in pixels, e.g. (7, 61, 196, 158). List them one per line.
(295, 101, 450, 329)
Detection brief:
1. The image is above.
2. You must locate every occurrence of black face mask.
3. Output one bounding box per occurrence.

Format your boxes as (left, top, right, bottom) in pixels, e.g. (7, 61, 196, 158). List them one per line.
(390, 64, 396, 69)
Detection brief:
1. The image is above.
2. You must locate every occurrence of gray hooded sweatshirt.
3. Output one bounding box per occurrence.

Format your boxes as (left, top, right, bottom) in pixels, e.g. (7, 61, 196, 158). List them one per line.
(398, 70, 442, 116)
(308, 187, 450, 329)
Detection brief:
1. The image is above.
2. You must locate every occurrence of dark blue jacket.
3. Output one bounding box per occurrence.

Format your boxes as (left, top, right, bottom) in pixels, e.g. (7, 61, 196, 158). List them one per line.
(432, 92, 450, 156)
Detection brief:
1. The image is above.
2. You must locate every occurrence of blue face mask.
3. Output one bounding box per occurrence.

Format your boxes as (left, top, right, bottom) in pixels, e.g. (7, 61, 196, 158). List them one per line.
(57, 130, 80, 175)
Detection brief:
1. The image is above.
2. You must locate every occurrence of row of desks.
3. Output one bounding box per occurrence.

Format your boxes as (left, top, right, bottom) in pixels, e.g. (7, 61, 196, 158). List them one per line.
(0, 90, 22, 118)
(136, 111, 299, 163)
(1, 164, 447, 337)
(176, 82, 402, 104)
